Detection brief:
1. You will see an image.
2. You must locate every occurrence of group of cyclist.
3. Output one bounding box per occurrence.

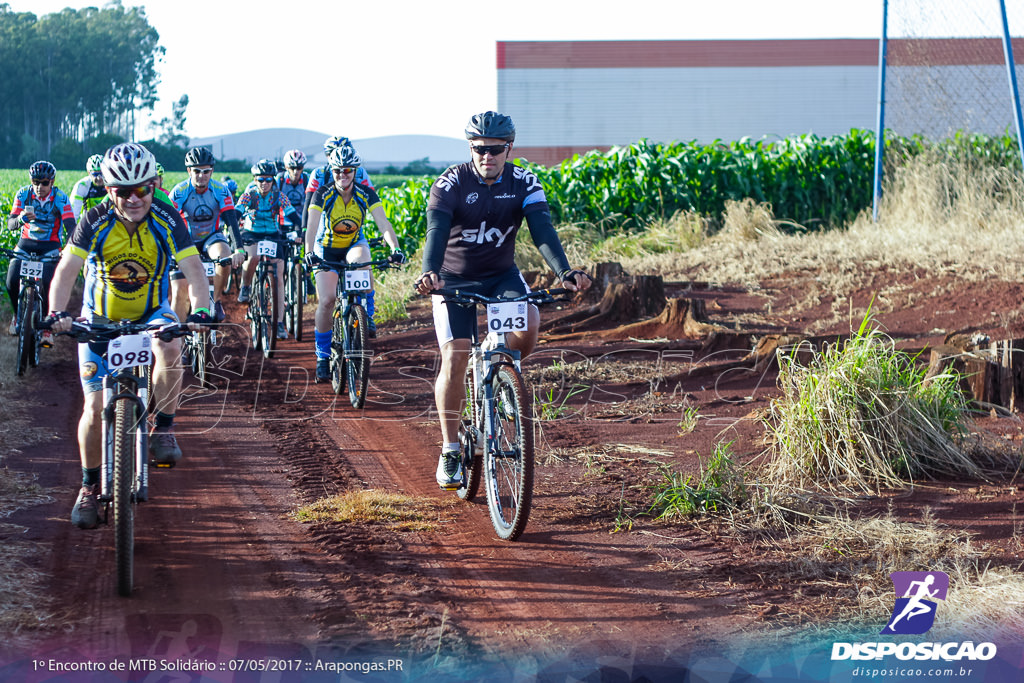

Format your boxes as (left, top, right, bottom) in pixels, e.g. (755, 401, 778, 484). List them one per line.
(3, 110, 591, 528)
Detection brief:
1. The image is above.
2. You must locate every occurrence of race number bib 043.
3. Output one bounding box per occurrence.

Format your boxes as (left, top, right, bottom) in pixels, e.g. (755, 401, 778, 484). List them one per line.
(20, 260, 44, 279)
(487, 302, 528, 333)
(256, 240, 278, 258)
(107, 334, 153, 371)
(344, 270, 372, 291)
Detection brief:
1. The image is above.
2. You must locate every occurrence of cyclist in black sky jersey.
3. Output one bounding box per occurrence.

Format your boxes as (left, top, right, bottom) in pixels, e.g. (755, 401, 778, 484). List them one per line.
(414, 111, 591, 490)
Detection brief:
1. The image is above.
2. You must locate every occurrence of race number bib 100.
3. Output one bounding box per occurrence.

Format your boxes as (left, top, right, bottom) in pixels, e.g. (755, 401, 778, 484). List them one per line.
(256, 240, 277, 258)
(487, 302, 528, 333)
(20, 261, 43, 279)
(107, 334, 153, 370)
(344, 270, 372, 291)
(203, 261, 216, 277)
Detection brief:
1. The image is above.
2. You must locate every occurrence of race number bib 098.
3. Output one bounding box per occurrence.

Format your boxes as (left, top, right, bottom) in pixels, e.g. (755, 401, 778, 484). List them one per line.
(20, 260, 43, 279)
(344, 270, 372, 291)
(487, 302, 528, 333)
(107, 334, 153, 371)
(256, 240, 277, 258)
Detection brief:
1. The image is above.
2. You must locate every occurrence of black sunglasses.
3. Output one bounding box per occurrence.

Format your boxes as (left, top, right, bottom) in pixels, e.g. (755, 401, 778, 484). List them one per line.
(471, 143, 509, 157)
(256, 176, 275, 183)
(32, 179, 52, 186)
(113, 184, 154, 199)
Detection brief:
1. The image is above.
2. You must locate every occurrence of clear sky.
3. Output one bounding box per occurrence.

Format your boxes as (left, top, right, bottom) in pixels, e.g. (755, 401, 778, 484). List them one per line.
(16, 0, 884, 141)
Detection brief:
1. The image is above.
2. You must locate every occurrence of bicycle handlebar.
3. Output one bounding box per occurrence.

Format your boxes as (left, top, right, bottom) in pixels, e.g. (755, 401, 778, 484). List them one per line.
(0, 247, 61, 263)
(431, 288, 573, 306)
(318, 257, 397, 272)
(39, 319, 192, 344)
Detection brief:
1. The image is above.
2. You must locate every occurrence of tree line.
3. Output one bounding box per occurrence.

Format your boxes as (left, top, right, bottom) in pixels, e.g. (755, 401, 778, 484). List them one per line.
(0, 2, 251, 173)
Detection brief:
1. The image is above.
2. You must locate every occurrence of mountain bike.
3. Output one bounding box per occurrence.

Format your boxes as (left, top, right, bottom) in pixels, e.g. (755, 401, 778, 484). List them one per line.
(181, 255, 232, 386)
(245, 236, 289, 359)
(43, 318, 190, 597)
(282, 230, 305, 342)
(433, 288, 570, 541)
(1, 248, 60, 376)
(318, 251, 397, 408)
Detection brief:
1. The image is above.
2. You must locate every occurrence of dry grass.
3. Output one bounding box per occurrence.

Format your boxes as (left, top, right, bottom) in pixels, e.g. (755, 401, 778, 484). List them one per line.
(293, 489, 457, 532)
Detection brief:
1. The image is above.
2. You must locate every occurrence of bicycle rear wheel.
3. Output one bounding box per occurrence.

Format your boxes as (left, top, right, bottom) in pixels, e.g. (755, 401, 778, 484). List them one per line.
(457, 370, 482, 501)
(484, 363, 534, 541)
(260, 268, 277, 358)
(345, 304, 370, 408)
(113, 396, 137, 596)
(16, 288, 36, 376)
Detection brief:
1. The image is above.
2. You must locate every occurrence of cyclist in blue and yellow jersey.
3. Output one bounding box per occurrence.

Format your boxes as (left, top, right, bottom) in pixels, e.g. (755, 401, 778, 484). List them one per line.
(304, 144, 404, 383)
(168, 147, 243, 322)
(301, 135, 374, 231)
(5, 160, 75, 339)
(414, 111, 591, 489)
(45, 143, 214, 529)
(235, 158, 302, 339)
(69, 154, 107, 222)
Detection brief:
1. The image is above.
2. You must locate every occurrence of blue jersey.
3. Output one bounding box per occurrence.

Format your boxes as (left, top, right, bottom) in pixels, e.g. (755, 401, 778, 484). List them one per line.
(168, 180, 236, 242)
(236, 188, 300, 234)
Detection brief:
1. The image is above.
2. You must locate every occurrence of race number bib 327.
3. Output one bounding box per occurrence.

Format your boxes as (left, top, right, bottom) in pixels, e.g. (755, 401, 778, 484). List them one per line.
(20, 260, 43, 278)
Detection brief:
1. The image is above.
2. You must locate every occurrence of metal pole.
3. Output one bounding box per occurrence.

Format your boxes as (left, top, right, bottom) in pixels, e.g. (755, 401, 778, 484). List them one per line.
(999, 0, 1024, 172)
(873, 0, 889, 222)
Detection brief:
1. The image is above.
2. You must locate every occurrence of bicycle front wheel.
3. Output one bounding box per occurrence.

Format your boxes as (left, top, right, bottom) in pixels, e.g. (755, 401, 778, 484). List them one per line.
(484, 364, 534, 541)
(113, 396, 137, 597)
(190, 331, 208, 386)
(16, 288, 36, 375)
(345, 304, 370, 408)
(286, 261, 304, 342)
(260, 268, 277, 358)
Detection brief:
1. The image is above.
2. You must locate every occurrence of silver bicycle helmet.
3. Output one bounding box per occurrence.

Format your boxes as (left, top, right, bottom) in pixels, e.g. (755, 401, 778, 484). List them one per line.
(100, 143, 158, 186)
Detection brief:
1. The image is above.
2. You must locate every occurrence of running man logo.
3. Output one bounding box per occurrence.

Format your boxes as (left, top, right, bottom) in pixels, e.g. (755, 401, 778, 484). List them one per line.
(881, 571, 949, 635)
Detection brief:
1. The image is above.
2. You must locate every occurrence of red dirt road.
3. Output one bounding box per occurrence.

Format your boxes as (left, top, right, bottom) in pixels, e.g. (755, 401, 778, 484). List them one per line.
(2, 274, 1023, 682)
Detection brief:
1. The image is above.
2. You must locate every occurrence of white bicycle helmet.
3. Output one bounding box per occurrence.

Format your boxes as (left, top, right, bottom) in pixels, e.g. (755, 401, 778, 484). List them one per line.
(283, 149, 306, 168)
(327, 144, 361, 168)
(101, 143, 158, 186)
(86, 154, 103, 173)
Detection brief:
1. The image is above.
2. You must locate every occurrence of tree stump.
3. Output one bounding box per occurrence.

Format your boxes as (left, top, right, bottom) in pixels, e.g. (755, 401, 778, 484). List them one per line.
(543, 274, 666, 336)
(925, 337, 1024, 411)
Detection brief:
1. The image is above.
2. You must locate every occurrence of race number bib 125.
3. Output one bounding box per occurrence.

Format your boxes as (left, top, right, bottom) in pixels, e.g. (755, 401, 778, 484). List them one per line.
(256, 240, 277, 258)
(487, 302, 528, 333)
(107, 334, 152, 370)
(344, 270, 372, 291)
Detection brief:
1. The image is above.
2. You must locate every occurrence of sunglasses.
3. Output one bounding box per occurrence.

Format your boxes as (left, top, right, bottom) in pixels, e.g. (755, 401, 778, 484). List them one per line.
(471, 143, 509, 157)
(32, 179, 52, 186)
(256, 176, 276, 184)
(190, 167, 214, 175)
(331, 167, 356, 176)
(287, 166, 303, 170)
(113, 184, 154, 199)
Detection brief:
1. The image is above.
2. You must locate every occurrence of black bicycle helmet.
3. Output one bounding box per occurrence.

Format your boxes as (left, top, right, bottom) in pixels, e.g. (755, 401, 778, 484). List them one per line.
(29, 160, 57, 180)
(465, 111, 515, 142)
(250, 159, 278, 176)
(184, 146, 216, 167)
